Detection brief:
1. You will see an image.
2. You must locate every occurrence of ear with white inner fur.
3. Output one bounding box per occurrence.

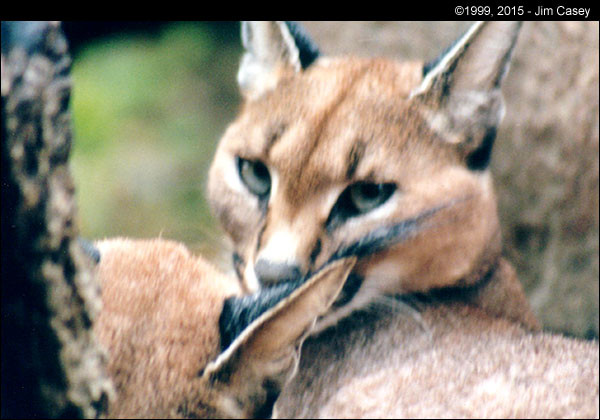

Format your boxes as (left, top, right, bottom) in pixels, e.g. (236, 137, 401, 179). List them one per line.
(412, 21, 523, 170)
(238, 21, 319, 99)
(203, 257, 356, 418)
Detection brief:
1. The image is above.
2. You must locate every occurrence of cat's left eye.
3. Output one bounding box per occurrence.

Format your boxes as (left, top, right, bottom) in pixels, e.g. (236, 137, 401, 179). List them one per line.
(237, 157, 271, 197)
(326, 181, 396, 229)
(348, 182, 396, 214)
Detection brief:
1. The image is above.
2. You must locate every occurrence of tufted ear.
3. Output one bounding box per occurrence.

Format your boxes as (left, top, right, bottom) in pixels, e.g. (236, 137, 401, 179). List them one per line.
(411, 22, 522, 170)
(202, 257, 355, 418)
(237, 21, 320, 100)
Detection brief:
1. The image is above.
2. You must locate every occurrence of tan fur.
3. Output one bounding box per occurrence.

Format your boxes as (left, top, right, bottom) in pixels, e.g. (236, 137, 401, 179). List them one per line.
(93, 239, 597, 418)
(94, 238, 240, 417)
(94, 238, 355, 418)
(208, 21, 537, 329)
(275, 301, 599, 418)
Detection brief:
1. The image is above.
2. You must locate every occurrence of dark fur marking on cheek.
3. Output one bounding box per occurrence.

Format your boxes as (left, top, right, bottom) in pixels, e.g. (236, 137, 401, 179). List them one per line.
(329, 198, 467, 263)
(309, 238, 322, 265)
(255, 222, 268, 255)
(333, 217, 422, 260)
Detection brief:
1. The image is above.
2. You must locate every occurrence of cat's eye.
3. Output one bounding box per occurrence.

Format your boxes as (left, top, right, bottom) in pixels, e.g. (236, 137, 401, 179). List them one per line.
(326, 181, 396, 230)
(237, 157, 271, 197)
(349, 182, 395, 214)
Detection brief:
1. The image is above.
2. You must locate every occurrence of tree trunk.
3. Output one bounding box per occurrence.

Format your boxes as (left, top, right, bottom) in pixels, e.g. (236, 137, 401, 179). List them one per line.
(1, 21, 113, 418)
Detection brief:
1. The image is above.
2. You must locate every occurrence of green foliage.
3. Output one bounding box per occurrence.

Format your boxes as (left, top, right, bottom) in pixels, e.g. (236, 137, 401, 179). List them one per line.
(70, 22, 241, 251)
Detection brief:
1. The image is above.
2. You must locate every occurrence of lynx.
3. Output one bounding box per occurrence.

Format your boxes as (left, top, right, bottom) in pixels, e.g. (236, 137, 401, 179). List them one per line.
(93, 22, 598, 418)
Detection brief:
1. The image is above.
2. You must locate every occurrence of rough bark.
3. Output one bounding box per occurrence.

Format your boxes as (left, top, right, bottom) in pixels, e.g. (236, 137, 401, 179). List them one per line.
(1, 21, 113, 418)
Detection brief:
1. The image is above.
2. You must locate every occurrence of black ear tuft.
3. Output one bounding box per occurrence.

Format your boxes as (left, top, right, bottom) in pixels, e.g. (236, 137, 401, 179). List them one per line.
(284, 21, 320, 69)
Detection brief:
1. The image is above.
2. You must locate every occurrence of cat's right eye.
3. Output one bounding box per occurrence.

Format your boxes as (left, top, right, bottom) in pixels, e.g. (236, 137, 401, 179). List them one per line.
(237, 157, 271, 197)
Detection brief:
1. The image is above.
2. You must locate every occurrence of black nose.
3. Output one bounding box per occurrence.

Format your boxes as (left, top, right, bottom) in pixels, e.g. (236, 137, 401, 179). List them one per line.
(254, 259, 303, 285)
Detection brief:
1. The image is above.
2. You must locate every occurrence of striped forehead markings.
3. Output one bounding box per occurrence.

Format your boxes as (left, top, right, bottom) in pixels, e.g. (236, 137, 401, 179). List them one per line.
(262, 121, 288, 155)
(346, 140, 366, 181)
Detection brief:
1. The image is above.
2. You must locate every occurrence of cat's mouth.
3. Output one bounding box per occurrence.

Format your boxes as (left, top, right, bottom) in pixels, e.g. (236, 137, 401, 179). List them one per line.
(220, 257, 357, 350)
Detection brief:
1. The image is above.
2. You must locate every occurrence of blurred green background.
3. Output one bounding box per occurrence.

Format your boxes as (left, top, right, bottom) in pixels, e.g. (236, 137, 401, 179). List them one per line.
(68, 22, 242, 257)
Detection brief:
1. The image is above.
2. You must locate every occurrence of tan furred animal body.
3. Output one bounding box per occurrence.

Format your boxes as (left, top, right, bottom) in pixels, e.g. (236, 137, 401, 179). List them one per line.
(275, 298, 599, 418)
(207, 21, 539, 332)
(94, 238, 355, 418)
(94, 239, 598, 418)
